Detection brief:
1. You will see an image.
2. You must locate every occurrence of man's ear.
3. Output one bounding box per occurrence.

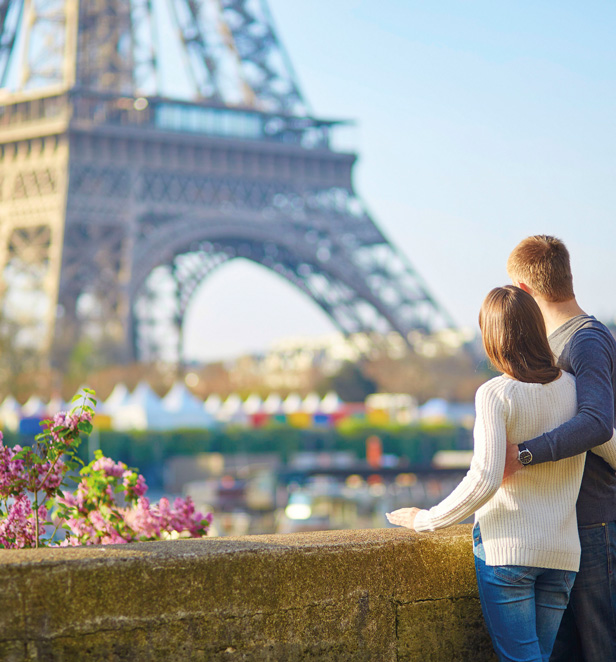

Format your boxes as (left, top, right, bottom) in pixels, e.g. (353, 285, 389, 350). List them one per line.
(517, 282, 532, 295)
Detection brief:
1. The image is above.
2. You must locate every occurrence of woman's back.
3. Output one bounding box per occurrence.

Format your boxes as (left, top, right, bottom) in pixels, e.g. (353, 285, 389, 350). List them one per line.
(504, 373, 577, 444)
(476, 371, 584, 571)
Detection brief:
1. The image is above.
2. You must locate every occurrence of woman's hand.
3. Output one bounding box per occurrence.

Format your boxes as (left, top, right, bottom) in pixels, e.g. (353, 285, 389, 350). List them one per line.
(503, 441, 523, 479)
(386, 507, 421, 529)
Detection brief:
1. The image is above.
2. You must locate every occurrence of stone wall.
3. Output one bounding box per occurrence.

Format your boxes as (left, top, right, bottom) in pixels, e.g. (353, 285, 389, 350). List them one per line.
(0, 525, 497, 661)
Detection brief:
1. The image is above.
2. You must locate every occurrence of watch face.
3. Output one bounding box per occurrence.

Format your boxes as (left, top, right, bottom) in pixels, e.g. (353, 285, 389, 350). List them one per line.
(519, 449, 533, 465)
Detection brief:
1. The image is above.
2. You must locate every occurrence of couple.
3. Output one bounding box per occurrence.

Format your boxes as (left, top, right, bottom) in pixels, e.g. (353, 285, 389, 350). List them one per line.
(387, 235, 616, 662)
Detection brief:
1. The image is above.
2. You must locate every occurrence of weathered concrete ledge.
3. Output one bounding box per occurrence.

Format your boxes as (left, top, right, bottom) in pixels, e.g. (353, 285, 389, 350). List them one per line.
(0, 525, 497, 661)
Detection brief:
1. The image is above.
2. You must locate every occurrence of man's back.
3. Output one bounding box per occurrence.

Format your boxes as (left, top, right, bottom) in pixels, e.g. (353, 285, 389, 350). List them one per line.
(548, 314, 616, 525)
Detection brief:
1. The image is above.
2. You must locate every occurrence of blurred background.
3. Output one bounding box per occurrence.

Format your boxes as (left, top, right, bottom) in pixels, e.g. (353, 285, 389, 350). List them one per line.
(1, 0, 614, 535)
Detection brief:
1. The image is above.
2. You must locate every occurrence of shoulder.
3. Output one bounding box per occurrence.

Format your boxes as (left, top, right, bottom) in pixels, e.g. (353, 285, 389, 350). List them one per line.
(570, 322, 616, 364)
(570, 317, 615, 344)
(475, 376, 511, 409)
(476, 375, 508, 395)
(554, 370, 577, 397)
(474, 377, 514, 428)
(559, 370, 576, 388)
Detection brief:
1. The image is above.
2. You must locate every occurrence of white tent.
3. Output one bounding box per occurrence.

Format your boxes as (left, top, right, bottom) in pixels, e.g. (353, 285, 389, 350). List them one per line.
(161, 382, 215, 429)
(22, 395, 46, 418)
(102, 383, 131, 416)
(302, 392, 322, 414)
(0, 395, 21, 431)
(321, 391, 342, 414)
(263, 393, 282, 414)
(242, 394, 263, 415)
(282, 392, 302, 414)
(219, 394, 247, 424)
(112, 381, 169, 431)
(204, 394, 222, 416)
(47, 395, 68, 416)
(418, 398, 449, 422)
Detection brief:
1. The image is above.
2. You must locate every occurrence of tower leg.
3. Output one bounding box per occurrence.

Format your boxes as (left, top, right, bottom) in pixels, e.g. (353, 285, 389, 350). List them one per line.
(0, 135, 70, 364)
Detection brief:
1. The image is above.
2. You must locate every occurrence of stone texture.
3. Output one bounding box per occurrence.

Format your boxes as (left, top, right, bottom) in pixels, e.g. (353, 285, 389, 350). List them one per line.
(397, 598, 497, 662)
(0, 526, 496, 661)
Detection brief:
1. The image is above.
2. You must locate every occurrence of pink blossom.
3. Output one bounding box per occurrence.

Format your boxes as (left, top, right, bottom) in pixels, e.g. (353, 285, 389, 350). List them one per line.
(91, 456, 126, 478)
(48, 409, 93, 445)
(59, 488, 212, 545)
(0, 495, 47, 549)
(123, 497, 161, 540)
(123, 471, 148, 499)
(170, 496, 211, 536)
(35, 458, 65, 495)
(0, 440, 26, 498)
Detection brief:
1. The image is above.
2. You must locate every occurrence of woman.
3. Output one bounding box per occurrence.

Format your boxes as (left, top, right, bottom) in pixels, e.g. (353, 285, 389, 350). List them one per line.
(386, 286, 616, 662)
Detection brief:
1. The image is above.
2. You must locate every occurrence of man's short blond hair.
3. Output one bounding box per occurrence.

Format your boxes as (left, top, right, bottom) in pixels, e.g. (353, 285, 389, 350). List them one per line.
(506, 235, 574, 302)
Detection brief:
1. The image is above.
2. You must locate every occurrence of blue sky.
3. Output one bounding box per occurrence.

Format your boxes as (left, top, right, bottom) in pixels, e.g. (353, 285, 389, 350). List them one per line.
(182, 2, 616, 360)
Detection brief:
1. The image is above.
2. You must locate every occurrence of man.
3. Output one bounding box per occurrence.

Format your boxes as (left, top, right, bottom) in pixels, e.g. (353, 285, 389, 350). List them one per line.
(504, 234, 616, 661)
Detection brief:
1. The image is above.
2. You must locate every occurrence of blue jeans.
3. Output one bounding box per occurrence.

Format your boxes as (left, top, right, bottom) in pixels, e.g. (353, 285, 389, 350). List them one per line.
(473, 524, 576, 662)
(550, 520, 616, 662)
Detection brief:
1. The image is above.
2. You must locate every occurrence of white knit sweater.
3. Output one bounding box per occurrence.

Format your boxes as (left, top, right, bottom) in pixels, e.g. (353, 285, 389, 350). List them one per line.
(413, 372, 616, 571)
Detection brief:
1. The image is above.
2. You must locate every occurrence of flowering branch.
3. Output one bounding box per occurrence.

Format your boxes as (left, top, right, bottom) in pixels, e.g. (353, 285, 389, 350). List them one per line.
(0, 388, 212, 549)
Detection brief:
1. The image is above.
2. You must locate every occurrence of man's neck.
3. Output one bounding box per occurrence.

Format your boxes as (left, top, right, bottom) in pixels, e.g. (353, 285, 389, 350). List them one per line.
(536, 298, 586, 336)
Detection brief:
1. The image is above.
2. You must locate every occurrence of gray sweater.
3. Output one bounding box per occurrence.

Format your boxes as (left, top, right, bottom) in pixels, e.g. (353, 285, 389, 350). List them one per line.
(522, 315, 616, 525)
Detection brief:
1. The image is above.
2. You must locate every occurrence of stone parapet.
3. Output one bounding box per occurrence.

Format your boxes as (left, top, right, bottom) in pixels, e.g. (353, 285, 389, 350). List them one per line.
(0, 526, 497, 661)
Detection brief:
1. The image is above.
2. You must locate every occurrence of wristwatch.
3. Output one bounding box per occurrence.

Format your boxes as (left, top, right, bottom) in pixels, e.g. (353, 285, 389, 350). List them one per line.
(518, 443, 533, 466)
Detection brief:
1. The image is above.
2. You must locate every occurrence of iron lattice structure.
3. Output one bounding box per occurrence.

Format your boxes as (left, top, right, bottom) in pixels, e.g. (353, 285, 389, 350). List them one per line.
(0, 0, 455, 363)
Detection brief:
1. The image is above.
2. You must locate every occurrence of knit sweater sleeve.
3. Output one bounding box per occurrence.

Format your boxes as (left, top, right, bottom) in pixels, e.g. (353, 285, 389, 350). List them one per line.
(414, 380, 507, 532)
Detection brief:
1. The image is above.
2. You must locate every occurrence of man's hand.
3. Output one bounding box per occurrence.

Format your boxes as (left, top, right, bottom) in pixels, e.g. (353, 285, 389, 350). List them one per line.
(503, 442, 523, 479)
(386, 507, 421, 529)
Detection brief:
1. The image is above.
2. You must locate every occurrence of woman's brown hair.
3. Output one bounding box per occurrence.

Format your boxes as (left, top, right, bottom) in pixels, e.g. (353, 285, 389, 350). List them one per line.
(479, 286, 560, 384)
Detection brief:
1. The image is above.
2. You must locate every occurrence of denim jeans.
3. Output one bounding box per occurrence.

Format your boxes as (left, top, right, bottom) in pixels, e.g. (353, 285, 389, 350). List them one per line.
(473, 524, 576, 662)
(550, 520, 616, 662)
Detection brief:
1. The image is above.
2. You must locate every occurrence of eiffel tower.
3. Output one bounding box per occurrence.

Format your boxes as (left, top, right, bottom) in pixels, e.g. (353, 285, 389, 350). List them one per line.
(0, 0, 455, 365)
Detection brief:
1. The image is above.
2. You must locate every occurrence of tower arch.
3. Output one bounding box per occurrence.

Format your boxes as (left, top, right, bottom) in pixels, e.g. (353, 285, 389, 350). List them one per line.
(0, 0, 456, 367)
